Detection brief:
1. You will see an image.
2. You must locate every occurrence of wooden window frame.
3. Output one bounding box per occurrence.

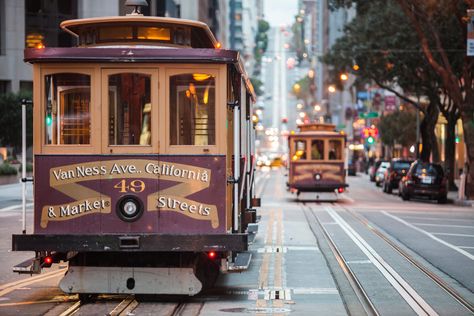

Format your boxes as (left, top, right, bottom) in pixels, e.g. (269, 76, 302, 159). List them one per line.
(101, 68, 159, 154)
(165, 66, 224, 155)
(39, 67, 98, 154)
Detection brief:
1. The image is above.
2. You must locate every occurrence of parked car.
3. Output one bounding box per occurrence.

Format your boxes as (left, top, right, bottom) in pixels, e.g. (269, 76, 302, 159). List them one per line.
(382, 159, 413, 193)
(369, 160, 386, 182)
(375, 161, 390, 186)
(398, 161, 447, 203)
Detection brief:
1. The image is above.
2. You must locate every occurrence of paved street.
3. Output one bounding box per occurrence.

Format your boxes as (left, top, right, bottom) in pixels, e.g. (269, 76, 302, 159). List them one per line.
(0, 169, 472, 315)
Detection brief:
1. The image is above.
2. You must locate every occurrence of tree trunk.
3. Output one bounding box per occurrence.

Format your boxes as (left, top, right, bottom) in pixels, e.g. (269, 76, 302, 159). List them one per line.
(445, 114, 457, 191)
(420, 102, 439, 162)
(461, 108, 474, 199)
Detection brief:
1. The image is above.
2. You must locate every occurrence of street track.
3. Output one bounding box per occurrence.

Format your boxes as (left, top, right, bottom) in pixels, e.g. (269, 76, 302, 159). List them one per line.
(301, 202, 378, 316)
(334, 202, 474, 314)
(57, 295, 203, 316)
(302, 200, 474, 316)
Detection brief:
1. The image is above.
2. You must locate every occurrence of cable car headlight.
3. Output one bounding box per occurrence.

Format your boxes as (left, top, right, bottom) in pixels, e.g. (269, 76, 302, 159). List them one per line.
(117, 196, 143, 222)
(314, 173, 322, 181)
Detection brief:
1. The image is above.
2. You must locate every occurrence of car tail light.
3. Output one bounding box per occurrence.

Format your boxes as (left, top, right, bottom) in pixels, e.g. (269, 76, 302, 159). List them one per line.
(337, 187, 344, 193)
(208, 251, 217, 260)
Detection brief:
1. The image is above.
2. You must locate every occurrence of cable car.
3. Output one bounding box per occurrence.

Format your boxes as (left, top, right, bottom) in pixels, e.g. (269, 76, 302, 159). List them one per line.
(12, 1, 258, 297)
(287, 123, 348, 196)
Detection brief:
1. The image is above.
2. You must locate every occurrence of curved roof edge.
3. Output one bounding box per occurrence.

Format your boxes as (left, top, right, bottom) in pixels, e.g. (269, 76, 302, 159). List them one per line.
(60, 16, 218, 47)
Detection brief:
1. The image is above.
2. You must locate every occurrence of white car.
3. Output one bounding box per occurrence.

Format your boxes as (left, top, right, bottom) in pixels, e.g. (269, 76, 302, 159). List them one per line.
(375, 161, 390, 187)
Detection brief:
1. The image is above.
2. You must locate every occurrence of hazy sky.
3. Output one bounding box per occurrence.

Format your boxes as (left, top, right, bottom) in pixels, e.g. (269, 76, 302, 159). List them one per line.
(264, 0, 298, 27)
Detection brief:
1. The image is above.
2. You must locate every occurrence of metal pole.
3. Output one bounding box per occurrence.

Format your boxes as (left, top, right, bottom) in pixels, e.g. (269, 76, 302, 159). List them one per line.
(21, 100, 27, 234)
(416, 96, 420, 159)
(233, 105, 240, 232)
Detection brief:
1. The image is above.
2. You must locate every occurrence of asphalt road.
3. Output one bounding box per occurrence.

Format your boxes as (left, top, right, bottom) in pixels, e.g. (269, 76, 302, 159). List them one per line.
(0, 170, 472, 315)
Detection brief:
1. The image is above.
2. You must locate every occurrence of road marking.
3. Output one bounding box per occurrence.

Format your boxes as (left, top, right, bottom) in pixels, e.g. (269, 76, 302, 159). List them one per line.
(383, 211, 474, 261)
(0, 203, 34, 212)
(0, 298, 76, 308)
(412, 223, 474, 229)
(399, 216, 474, 222)
(274, 210, 283, 290)
(292, 288, 339, 295)
(459, 246, 474, 249)
(0, 268, 66, 295)
(432, 233, 474, 238)
(327, 206, 438, 316)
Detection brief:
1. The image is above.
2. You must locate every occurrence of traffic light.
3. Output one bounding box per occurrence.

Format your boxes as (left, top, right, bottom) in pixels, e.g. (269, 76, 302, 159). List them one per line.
(46, 114, 52, 126)
(366, 136, 375, 145)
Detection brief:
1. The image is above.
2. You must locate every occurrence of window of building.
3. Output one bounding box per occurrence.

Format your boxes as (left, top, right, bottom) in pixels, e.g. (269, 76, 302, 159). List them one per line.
(170, 73, 216, 146)
(20, 81, 33, 94)
(311, 139, 324, 160)
(25, 0, 78, 48)
(108, 73, 151, 146)
(44, 73, 90, 145)
(328, 140, 342, 160)
(0, 80, 11, 94)
(293, 140, 307, 160)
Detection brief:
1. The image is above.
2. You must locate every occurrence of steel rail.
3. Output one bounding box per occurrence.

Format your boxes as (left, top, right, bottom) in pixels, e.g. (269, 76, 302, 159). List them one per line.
(336, 203, 474, 314)
(301, 203, 379, 316)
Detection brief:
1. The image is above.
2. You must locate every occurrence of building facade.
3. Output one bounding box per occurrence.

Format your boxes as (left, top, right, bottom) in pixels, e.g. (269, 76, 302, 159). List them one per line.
(0, 0, 227, 95)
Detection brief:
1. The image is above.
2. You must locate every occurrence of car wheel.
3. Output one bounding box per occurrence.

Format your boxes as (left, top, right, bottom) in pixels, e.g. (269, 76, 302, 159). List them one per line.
(401, 192, 409, 201)
(437, 196, 447, 204)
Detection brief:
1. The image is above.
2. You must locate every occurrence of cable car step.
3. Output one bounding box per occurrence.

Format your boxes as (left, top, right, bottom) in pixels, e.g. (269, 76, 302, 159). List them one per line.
(247, 223, 258, 234)
(228, 252, 252, 272)
(13, 257, 40, 274)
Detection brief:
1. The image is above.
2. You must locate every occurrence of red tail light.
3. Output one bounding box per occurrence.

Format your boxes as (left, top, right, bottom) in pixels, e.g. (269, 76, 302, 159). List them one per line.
(42, 256, 53, 267)
(337, 187, 344, 193)
(208, 251, 217, 259)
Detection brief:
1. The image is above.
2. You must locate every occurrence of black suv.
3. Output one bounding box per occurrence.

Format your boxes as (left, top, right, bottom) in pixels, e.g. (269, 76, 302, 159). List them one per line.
(398, 161, 447, 203)
(382, 159, 413, 193)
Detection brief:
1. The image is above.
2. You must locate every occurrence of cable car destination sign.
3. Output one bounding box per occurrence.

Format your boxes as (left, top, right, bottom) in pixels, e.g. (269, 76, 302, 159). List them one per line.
(35, 156, 226, 233)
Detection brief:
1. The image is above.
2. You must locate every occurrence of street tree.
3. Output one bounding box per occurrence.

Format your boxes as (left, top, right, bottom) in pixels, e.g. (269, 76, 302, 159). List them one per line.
(378, 110, 417, 158)
(395, 0, 474, 197)
(323, 0, 443, 162)
(0, 92, 33, 156)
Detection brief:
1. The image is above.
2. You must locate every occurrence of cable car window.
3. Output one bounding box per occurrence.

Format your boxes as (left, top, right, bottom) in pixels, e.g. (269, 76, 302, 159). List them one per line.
(328, 140, 342, 160)
(311, 139, 324, 160)
(44, 73, 91, 145)
(137, 27, 170, 40)
(293, 140, 307, 160)
(170, 73, 216, 146)
(108, 73, 151, 145)
(99, 26, 133, 41)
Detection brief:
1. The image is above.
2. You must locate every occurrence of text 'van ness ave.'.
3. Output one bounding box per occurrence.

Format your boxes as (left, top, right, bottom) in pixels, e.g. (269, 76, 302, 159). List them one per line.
(52, 162, 210, 182)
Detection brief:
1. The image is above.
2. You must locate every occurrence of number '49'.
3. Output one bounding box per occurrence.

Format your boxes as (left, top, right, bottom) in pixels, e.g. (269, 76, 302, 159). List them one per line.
(113, 179, 145, 193)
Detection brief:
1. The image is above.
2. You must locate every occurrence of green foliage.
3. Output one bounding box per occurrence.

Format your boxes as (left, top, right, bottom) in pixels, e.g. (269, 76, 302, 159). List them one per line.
(0, 163, 18, 176)
(0, 92, 33, 151)
(253, 19, 270, 76)
(378, 110, 416, 147)
(18, 163, 33, 173)
(250, 77, 264, 96)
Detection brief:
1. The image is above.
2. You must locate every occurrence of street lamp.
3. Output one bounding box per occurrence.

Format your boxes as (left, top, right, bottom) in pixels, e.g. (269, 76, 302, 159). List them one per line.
(328, 85, 336, 93)
(340, 73, 348, 81)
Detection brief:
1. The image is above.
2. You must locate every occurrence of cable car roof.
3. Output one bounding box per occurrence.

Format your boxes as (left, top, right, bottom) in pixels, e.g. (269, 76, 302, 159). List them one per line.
(60, 16, 219, 49)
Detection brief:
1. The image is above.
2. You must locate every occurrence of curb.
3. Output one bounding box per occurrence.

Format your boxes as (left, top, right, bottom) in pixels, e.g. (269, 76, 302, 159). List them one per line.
(452, 199, 474, 207)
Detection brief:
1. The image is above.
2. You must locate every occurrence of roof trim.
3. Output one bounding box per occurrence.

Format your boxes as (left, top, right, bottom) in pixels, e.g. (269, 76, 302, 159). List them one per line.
(60, 16, 218, 47)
